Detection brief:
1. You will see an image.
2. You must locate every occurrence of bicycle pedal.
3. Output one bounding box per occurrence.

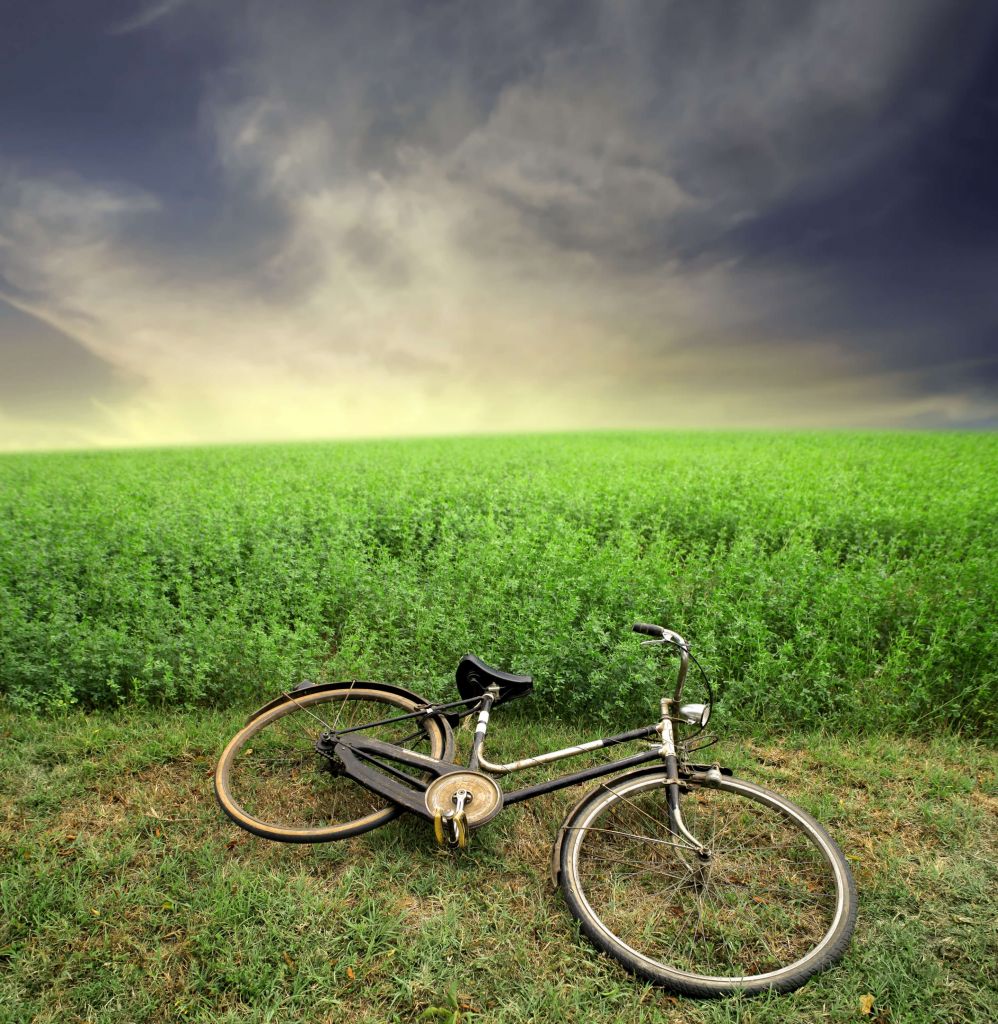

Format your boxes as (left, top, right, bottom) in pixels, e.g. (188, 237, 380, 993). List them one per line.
(433, 810, 448, 848)
(432, 809, 469, 851)
(453, 810, 469, 851)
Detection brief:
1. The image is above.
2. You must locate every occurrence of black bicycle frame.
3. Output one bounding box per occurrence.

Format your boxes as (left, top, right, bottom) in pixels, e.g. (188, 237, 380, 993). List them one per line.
(318, 705, 667, 822)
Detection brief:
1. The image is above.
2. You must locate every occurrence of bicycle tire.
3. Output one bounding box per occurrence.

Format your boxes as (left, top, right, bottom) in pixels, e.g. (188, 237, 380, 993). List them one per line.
(559, 768, 856, 996)
(214, 685, 454, 843)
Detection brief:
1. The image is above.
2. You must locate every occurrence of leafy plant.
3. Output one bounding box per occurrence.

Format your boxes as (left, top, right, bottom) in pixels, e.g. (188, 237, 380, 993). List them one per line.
(1, 431, 994, 735)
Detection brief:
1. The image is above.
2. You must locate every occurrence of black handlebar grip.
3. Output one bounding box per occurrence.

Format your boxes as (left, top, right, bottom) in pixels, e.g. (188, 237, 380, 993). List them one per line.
(632, 622, 667, 638)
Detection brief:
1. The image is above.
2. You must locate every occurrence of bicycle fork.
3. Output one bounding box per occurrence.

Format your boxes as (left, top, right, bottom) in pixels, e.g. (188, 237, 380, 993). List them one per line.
(658, 699, 713, 882)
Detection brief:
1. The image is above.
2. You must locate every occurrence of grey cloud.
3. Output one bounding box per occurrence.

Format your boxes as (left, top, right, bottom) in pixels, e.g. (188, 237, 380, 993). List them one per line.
(342, 222, 411, 288)
(0, 299, 138, 416)
(224, 16, 877, 312)
(199, 1, 974, 300)
(449, 1, 978, 266)
(217, 1, 984, 276)
(109, 0, 197, 36)
(3, 0, 996, 446)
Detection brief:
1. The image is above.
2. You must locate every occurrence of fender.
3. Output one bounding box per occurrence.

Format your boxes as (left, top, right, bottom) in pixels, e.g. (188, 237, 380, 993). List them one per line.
(247, 679, 450, 724)
(246, 679, 460, 729)
(245, 680, 458, 765)
(548, 762, 733, 887)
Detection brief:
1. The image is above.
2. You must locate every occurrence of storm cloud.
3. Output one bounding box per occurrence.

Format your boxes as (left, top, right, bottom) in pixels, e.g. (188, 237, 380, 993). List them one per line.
(1, 0, 996, 448)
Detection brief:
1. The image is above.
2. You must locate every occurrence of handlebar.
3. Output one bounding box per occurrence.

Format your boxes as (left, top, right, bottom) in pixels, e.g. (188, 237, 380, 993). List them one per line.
(632, 622, 690, 702)
(632, 622, 689, 651)
(632, 622, 666, 638)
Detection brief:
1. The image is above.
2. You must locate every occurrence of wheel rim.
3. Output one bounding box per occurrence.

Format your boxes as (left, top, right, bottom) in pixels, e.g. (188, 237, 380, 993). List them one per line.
(568, 776, 848, 985)
(218, 689, 445, 839)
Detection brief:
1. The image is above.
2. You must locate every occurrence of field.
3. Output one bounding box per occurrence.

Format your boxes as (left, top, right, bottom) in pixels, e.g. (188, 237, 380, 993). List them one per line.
(1, 710, 996, 1024)
(1, 431, 996, 1022)
(1, 432, 996, 733)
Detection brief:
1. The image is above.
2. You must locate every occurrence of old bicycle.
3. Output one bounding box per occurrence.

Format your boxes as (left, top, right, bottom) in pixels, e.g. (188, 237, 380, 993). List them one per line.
(214, 624, 856, 997)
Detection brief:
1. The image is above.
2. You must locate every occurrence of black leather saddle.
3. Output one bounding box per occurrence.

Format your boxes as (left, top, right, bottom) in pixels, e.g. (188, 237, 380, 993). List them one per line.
(456, 654, 533, 706)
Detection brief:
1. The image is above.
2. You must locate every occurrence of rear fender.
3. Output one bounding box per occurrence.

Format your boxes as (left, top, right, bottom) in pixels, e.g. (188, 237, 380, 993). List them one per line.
(245, 681, 458, 762)
(246, 679, 447, 724)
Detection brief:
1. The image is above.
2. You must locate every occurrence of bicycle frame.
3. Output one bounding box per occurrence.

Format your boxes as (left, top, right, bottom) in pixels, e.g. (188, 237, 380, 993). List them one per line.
(322, 697, 665, 820)
(316, 633, 725, 856)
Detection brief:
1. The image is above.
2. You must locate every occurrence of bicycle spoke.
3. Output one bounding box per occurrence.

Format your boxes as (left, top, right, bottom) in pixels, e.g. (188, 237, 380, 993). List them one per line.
(662, 899, 701, 965)
(219, 687, 447, 837)
(279, 691, 334, 733)
(568, 825, 700, 853)
(580, 851, 692, 885)
(331, 681, 356, 731)
(598, 782, 673, 837)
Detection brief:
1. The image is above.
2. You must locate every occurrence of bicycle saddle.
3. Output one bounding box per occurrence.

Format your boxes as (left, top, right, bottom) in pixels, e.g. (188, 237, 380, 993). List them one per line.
(456, 654, 533, 706)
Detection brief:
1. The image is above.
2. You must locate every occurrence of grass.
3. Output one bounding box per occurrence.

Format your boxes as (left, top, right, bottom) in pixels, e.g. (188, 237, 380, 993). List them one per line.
(1, 431, 995, 1017)
(2, 706, 995, 1024)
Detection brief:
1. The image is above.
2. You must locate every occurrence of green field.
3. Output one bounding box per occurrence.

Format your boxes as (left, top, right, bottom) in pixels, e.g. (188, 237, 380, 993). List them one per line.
(2, 432, 997, 1022)
(1, 432, 995, 734)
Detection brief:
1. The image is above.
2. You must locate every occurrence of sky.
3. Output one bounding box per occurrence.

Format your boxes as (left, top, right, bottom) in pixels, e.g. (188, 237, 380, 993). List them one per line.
(1, 0, 997, 451)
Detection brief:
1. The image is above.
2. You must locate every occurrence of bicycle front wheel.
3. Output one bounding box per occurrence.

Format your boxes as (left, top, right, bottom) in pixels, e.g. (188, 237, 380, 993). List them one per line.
(214, 685, 454, 843)
(559, 769, 856, 997)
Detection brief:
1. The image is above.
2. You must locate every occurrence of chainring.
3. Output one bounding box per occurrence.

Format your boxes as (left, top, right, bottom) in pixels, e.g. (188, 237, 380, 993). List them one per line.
(424, 771, 504, 828)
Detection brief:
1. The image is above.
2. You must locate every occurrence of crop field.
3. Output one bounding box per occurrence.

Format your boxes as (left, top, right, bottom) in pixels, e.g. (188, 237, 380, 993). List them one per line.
(1, 431, 995, 734)
(1, 431, 996, 1023)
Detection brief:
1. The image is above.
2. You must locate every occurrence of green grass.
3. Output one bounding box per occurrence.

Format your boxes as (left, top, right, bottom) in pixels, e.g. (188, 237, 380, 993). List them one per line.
(1, 708, 995, 1023)
(3, 431, 994, 1019)
(1, 431, 996, 734)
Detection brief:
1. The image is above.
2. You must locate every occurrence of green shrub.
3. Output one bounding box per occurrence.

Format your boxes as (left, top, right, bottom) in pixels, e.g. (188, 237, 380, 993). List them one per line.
(1, 432, 995, 735)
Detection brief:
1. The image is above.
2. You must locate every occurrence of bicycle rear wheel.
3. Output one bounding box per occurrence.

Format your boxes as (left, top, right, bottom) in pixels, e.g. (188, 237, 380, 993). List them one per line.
(214, 685, 454, 842)
(559, 769, 856, 996)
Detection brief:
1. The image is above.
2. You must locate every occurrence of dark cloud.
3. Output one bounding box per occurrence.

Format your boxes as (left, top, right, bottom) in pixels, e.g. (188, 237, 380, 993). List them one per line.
(0, 299, 138, 415)
(707, 22, 998, 387)
(1, 0, 997, 445)
(0, 1, 222, 198)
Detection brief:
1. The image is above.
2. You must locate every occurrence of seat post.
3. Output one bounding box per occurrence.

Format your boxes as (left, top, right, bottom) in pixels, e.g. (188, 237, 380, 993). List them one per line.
(467, 686, 499, 770)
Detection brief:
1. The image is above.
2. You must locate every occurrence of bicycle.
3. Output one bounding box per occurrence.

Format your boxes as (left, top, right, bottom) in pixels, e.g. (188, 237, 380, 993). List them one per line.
(214, 623, 857, 997)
